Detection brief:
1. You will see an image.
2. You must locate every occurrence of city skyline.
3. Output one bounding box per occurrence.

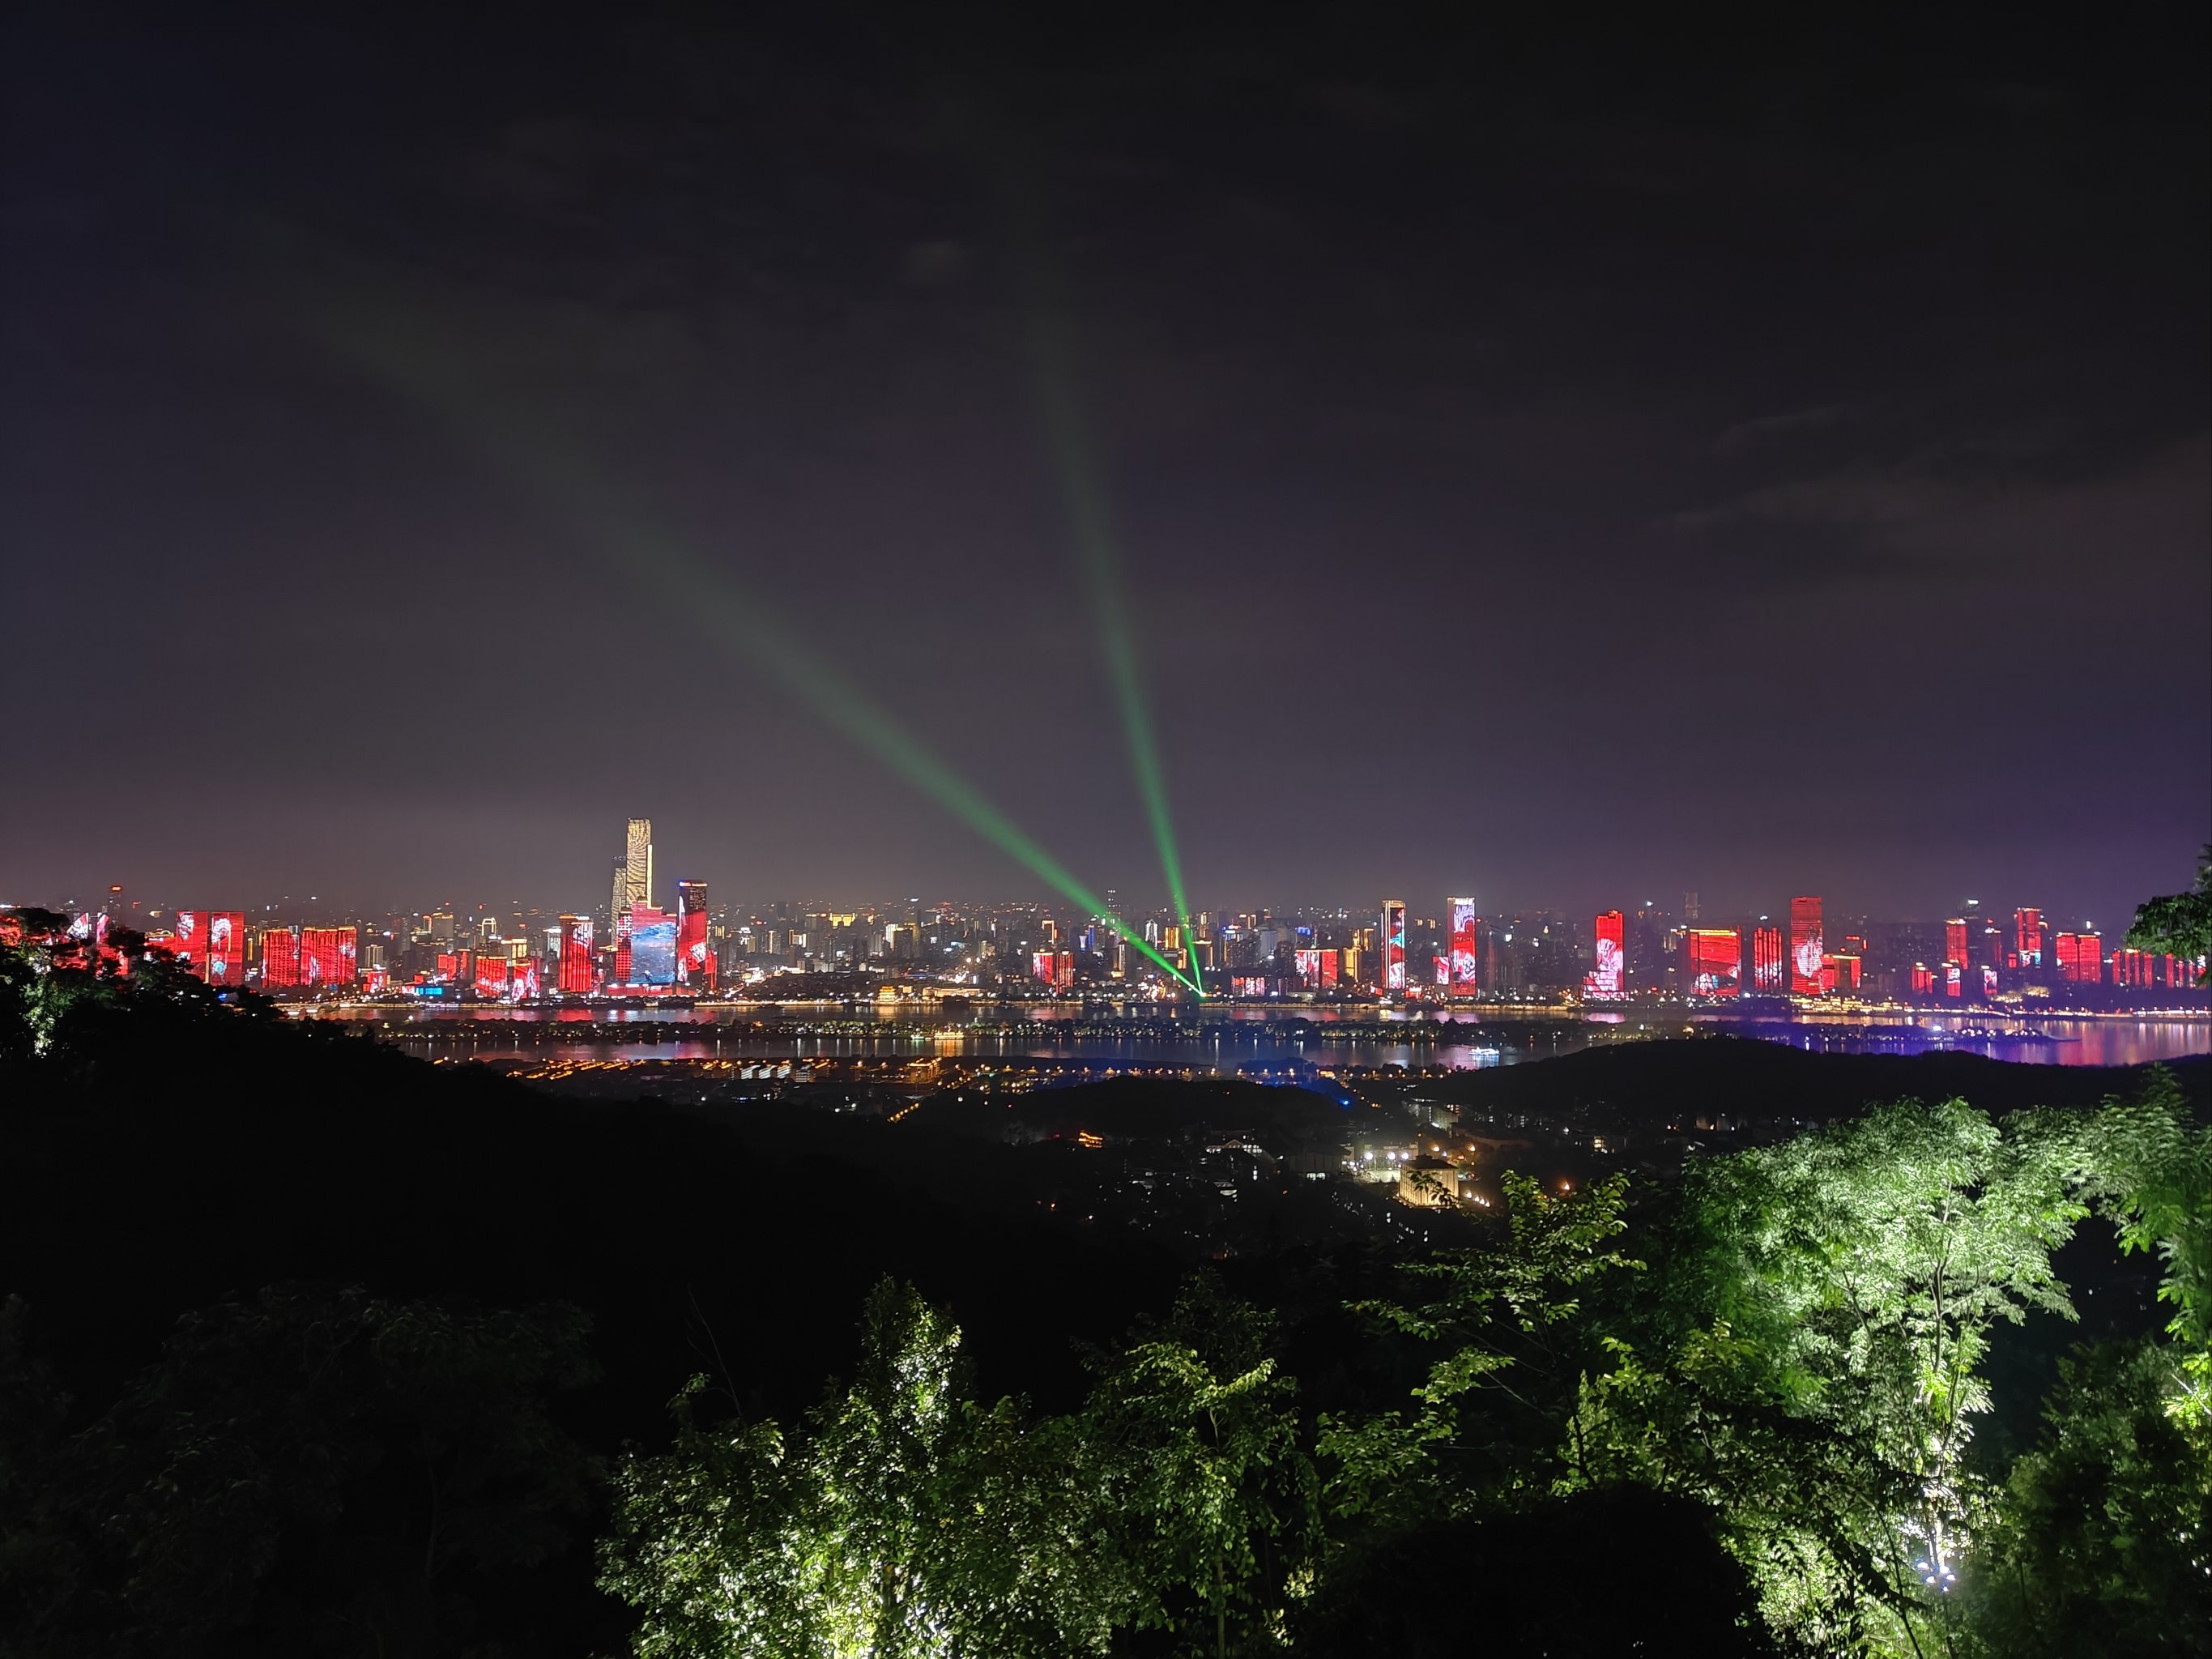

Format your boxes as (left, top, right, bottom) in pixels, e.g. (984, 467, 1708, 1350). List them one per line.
(11, 811, 2201, 1012)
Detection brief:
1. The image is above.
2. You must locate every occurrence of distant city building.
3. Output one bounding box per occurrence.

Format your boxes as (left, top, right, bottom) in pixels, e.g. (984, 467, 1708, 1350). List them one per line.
(1380, 900, 1408, 992)
(624, 818, 654, 911)
(1752, 924, 1784, 992)
(258, 925, 300, 988)
(1448, 898, 1481, 996)
(2056, 931, 2103, 983)
(1585, 910, 1625, 999)
(1788, 897, 1825, 996)
(300, 926, 358, 987)
(626, 902, 678, 986)
(170, 910, 246, 987)
(677, 879, 714, 989)
(557, 915, 594, 993)
(1682, 928, 1741, 997)
(1945, 919, 1969, 970)
(2014, 907, 2045, 969)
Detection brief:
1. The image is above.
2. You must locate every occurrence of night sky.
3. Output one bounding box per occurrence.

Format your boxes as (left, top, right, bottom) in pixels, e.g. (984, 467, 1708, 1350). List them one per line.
(5, 9, 2207, 926)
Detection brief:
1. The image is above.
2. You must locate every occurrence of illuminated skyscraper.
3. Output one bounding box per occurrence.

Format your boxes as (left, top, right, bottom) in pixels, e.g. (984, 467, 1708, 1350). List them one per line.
(258, 926, 300, 988)
(624, 818, 654, 911)
(557, 915, 595, 994)
(1752, 924, 1784, 992)
(627, 902, 677, 986)
(677, 879, 713, 989)
(1682, 928, 1741, 997)
(1585, 911, 1626, 999)
(2055, 931, 2103, 983)
(300, 926, 358, 987)
(1380, 900, 1407, 992)
(1945, 919, 1968, 970)
(1788, 897, 1824, 995)
(1448, 898, 1480, 996)
(2014, 908, 2045, 969)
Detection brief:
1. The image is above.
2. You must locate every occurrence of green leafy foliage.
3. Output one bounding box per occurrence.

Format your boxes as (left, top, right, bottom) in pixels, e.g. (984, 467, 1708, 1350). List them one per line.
(2126, 845, 2212, 985)
(2077, 1068, 2212, 1404)
(1965, 1337, 2212, 1657)
(1580, 1099, 2084, 1652)
(600, 1277, 1316, 1659)
(600, 1277, 1116, 1658)
(1075, 1278, 1319, 1657)
(1318, 1171, 1639, 1522)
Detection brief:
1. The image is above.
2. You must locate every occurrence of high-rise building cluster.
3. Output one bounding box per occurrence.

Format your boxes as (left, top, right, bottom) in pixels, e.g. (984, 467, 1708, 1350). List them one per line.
(6, 839, 2205, 1012)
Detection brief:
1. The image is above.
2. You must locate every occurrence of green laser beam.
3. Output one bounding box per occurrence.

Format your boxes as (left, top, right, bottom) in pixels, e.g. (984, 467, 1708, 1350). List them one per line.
(313, 295, 1200, 993)
(1017, 289, 1203, 992)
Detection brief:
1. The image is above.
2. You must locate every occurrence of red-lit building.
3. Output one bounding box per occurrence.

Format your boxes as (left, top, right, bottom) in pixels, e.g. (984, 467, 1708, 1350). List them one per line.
(300, 927, 357, 987)
(677, 879, 714, 992)
(1788, 897, 1824, 995)
(2055, 932, 2103, 983)
(475, 957, 511, 997)
(2014, 908, 2045, 968)
(557, 915, 595, 994)
(1380, 900, 1408, 992)
(1752, 925, 1784, 992)
(1944, 919, 1969, 972)
(258, 926, 300, 988)
(1585, 911, 1625, 1000)
(1294, 947, 1340, 990)
(1911, 962, 1934, 996)
(1447, 898, 1480, 996)
(1681, 928, 1742, 997)
(168, 910, 246, 987)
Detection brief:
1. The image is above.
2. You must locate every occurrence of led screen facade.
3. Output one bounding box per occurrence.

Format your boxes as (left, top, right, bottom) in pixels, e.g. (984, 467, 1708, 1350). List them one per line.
(170, 910, 246, 985)
(1683, 928, 1741, 997)
(1752, 926, 1784, 991)
(300, 927, 358, 987)
(259, 927, 300, 988)
(1448, 898, 1480, 994)
(1585, 910, 1625, 999)
(1788, 897, 1824, 996)
(2014, 908, 2044, 968)
(2056, 932, 2103, 983)
(206, 911, 244, 987)
(559, 915, 595, 993)
(172, 910, 205, 977)
(1294, 948, 1339, 990)
(1380, 901, 1407, 991)
(627, 904, 677, 986)
(1945, 919, 1968, 968)
(678, 881, 711, 988)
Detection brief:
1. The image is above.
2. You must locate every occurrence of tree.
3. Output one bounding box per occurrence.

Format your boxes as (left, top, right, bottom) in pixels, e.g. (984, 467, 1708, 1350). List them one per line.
(1580, 1099, 2082, 1655)
(1963, 1337, 2212, 1657)
(1074, 1278, 1318, 1659)
(1318, 1171, 1639, 1525)
(2077, 1068, 2212, 1408)
(2126, 844, 2212, 985)
(599, 1277, 1124, 1658)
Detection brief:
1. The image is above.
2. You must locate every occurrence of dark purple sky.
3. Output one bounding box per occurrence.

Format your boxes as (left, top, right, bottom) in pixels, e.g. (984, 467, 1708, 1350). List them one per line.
(4, 8, 2206, 928)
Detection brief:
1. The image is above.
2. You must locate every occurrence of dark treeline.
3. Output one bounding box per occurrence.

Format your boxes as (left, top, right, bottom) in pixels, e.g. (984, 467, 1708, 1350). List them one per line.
(2, 933, 2207, 1656)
